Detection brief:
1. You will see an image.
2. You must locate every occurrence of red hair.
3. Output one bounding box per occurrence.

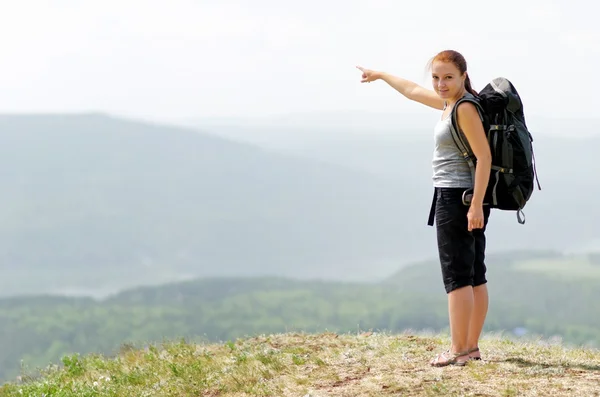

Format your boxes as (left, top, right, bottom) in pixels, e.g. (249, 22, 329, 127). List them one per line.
(427, 50, 478, 97)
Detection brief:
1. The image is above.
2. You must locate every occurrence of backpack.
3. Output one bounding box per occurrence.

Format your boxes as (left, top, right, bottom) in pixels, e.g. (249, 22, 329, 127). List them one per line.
(449, 77, 541, 224)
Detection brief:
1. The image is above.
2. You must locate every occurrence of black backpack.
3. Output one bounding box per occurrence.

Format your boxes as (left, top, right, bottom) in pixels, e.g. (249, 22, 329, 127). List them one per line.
(449, 77, 541, 224)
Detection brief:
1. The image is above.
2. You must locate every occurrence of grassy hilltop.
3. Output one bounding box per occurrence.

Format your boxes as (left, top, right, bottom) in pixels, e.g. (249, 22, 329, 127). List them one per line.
(1, 251, 600, 387)
(2, 332, 599, 397)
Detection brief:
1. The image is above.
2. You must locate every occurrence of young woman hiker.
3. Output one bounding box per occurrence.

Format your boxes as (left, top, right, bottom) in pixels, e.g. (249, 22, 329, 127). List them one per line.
(357, 50, 492, 367)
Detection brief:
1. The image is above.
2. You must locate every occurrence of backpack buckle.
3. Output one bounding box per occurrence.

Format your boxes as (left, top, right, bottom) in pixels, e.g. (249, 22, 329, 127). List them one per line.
(462, 189, 489, 206)
(462, 189, 473, 206)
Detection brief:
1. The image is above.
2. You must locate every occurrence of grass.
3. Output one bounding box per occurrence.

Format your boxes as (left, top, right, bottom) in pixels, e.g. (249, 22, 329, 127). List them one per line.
(2, 332, 600, 396)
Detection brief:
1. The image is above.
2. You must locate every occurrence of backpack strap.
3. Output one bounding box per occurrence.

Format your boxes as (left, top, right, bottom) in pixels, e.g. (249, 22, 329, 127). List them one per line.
(448, 95, 485, 187)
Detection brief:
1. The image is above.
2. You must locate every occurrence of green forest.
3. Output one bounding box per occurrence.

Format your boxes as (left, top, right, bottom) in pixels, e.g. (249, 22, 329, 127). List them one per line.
(1, 250, 599, 383)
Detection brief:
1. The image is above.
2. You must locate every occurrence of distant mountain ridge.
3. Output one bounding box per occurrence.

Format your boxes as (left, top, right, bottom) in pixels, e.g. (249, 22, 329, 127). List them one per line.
(0, 113, 423, 297)
(190, 111, 600, 255)
(0, 112, 598, 298)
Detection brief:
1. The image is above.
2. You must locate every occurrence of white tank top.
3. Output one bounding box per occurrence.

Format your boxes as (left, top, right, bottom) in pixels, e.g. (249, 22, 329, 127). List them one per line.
(431, 112, 473, 188)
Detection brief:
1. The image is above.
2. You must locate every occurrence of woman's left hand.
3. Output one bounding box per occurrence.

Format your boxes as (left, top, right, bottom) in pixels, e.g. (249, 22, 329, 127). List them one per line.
(467, 204, 484, 231)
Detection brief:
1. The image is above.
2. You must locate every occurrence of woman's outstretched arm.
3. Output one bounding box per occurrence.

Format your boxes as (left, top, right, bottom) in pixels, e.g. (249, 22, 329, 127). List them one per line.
(356, 66, 444, 110)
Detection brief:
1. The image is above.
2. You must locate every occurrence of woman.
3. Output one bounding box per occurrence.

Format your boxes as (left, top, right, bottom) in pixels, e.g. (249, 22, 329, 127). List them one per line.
(357, 50, 492, 367)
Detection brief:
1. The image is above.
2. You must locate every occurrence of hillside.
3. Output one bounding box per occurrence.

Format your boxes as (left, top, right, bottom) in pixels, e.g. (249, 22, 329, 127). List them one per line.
(2, 112, 600, 299)
(196, 112, 600, 258)
(0, 113, 417, 297)
(1, 250, 600, 383)
(2, 332, 599, 396)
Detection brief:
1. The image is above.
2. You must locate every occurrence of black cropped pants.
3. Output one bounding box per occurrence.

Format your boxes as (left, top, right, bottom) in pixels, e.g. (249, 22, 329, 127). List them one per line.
(428, 187, 491, 294)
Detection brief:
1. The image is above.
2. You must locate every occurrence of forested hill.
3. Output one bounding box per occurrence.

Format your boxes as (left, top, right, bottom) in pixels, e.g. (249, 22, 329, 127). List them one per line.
(1, 250, 599, 382)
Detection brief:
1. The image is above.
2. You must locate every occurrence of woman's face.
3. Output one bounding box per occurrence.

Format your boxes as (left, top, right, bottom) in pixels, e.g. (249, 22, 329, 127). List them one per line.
(431, 61, 465, 101)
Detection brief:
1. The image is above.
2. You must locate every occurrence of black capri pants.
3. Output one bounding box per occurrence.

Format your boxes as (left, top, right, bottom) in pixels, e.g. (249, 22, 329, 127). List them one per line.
(428, 187, 491, 294)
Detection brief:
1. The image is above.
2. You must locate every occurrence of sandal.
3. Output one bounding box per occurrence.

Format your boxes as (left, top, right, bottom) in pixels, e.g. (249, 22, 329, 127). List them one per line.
(468, 347, 481, 360)
(429, 350, 470, 367)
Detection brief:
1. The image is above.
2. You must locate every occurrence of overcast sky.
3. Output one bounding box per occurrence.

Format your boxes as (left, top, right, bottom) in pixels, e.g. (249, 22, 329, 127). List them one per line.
(0, 0, 595, 123)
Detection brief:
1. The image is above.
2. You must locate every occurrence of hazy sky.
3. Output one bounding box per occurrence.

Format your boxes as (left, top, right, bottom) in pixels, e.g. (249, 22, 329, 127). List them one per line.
(0, 0, 595, 123)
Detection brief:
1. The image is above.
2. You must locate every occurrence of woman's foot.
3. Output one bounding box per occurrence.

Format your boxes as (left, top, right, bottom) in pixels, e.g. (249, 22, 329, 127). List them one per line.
(468, 347, 481, 360)
(429, 350, 470, 367)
